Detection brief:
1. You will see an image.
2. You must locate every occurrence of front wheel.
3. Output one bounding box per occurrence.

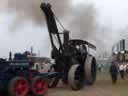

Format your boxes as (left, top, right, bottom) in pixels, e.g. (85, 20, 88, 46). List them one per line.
(68, 64, 85, 90)
(84, 55, 97, 85)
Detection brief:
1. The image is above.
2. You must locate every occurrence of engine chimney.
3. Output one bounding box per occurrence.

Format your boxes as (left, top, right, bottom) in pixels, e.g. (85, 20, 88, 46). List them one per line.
(9, 51, 12, 61)
(63, 30, 70, 44)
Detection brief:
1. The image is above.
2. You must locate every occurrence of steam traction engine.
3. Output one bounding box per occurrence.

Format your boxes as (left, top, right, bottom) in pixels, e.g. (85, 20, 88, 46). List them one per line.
(0, 52, 48, 96)
(40, 3, 97, 90)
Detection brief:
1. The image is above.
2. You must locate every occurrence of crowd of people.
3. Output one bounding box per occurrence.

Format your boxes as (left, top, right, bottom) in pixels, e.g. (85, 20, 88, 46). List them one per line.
(109, 61, 128, 84)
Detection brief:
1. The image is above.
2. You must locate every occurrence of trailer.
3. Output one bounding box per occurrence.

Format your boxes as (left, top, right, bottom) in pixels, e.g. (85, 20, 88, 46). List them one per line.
(40, 3, 97, 90)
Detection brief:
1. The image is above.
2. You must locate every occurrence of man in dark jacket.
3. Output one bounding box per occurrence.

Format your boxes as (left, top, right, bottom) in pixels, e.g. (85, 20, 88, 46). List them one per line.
(110, 62, 118, 84)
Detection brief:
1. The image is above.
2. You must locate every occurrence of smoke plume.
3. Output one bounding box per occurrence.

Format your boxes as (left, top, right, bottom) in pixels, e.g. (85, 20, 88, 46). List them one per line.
(0, 0, 98, 57)
(7, 0, 96, 36)
(68, 4, 96, 40)
(7, 0, 71, 24)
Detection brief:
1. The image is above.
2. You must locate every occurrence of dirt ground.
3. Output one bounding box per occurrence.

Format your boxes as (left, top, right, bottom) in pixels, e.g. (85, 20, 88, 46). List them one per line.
(47, 72, 128, 96)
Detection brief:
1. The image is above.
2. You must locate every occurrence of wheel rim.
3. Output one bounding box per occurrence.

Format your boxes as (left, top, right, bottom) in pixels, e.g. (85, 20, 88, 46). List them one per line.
(33, 79, 48, 95)
(15, 79, 29, 96)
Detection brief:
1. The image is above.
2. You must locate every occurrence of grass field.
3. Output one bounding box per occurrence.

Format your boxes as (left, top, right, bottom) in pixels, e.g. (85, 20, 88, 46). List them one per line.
(47, 72, 128, 96)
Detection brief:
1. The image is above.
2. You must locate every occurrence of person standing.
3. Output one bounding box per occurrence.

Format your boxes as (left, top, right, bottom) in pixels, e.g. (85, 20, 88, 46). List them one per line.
(110, 62, 118, 84)
(119, 63, 125, 79)
(98, 64, 102, 72)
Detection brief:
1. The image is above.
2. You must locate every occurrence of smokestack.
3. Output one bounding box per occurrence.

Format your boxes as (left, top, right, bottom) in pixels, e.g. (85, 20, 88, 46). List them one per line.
(120, 39, 125, 51)
(31, 46, 33, 55)
(9, 51, 12, 61)
(63, 30, 70, 44)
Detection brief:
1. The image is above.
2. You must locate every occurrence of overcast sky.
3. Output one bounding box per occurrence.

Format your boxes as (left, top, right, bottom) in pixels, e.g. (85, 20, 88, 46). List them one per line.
(94, 0, 128, 29)
(0, 0, 128, 58)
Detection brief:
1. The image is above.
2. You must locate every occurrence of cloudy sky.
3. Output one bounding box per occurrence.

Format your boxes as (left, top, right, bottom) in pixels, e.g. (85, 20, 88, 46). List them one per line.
(0, 0, 128, 58)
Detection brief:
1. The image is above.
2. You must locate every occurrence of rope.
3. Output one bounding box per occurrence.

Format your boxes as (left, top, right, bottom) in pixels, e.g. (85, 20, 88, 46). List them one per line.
(53, 13, 65, 30)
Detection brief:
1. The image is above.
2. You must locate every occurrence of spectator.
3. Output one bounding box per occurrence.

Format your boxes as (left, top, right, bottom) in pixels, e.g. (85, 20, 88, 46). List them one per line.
(119, 63, 125, 79)
(98, 64, 102, 72)
(110, 62, 118, 84)
(126, 65, 128, 74)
